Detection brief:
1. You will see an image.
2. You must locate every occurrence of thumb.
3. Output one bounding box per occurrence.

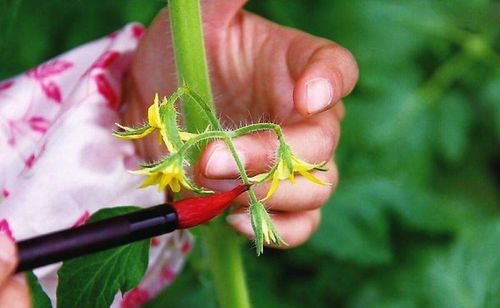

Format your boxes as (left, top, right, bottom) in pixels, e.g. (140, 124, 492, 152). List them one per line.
(288, 36, 358, 116)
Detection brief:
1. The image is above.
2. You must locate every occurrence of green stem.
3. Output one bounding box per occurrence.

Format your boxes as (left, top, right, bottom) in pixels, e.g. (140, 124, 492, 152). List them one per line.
(215, 135, 260, 204)
(180, 86, 222, 130)
(168, 1, 251, 308)
(222, 136, 250, 184)
(233, 123, 287, 146)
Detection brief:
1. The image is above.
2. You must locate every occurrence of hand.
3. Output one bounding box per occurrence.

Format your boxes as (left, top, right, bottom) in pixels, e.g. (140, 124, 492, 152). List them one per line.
(124, 0, 358, 247)
(0, 234, 30, 307)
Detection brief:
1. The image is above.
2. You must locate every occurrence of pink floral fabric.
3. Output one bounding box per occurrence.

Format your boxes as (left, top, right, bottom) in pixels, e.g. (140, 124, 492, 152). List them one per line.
(0, 24, 191, 307)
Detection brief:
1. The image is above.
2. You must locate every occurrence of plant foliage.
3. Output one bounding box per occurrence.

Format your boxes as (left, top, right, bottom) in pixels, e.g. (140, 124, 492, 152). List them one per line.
(57, 207, 150, 308)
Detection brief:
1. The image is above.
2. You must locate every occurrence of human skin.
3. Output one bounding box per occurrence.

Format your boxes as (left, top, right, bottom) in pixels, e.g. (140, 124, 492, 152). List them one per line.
(0, 234, 30, 307)
(123, 0, 359, 248)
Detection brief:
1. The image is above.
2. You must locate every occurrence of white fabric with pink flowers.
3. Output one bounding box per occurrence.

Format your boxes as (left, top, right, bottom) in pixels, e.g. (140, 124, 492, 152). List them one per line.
(0, 24, 191, 308)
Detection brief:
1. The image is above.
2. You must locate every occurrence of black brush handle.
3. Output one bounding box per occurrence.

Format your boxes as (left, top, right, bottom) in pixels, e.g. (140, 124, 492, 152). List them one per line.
(16, 204, 178, 272)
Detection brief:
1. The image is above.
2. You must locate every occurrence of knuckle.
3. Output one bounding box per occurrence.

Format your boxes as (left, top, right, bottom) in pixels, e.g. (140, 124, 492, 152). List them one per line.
(315, 122, 338, 160)
(330, 67, 345, 99)
(337, 47, 359, 92)
(309, 210, 322, 234)
(338, 46, 358, 69)
(310, 184, 333, 209)
(315, 43, 339, 58)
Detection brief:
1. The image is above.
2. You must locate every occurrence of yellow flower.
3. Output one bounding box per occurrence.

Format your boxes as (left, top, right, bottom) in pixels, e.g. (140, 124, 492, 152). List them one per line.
(147, 93, 162, 129)
(249, 153, 329, 201)
(130, 158, 194, 193)
(113, 94, 196, 152)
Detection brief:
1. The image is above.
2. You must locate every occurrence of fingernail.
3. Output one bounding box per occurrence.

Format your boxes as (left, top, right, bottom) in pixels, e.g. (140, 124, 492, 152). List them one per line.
(305, 78, 333, 114)
(226, 213, 254, 236)
(0, 234, 16, 264)
(204, 144, 243, 178)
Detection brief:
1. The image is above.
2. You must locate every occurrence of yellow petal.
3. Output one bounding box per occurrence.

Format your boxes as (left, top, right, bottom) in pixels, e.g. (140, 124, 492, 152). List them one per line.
(291, 156, 325, 171)
(139, 174, 161, 188)
(262, 173, 281, 201)
(169, 178, 181, 192)
(262, 220, 270, 244)
(114, 123, 135, 131)
(113, 127, 154, 139)
(297, 170, 330, 186)
(158, 174, 173, 191)
(129, 168, 152, 175)
(269, 226, 277, 243)
(248, 172, 270, 183)
(160, 130, 176, 153)
(263, 218, 277, 243)
(147, 94, 161, 128)
(288, 170, 296, 184)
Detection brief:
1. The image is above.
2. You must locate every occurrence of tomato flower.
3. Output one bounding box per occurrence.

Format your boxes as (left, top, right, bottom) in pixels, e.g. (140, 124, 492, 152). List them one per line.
(249, 148, 329, 201)
(113, 94, 195, 152)
(130, 157, 195, 192)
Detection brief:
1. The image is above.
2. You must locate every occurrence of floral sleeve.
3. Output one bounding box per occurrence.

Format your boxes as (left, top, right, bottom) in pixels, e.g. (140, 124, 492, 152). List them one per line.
(0, 23, 191, 308)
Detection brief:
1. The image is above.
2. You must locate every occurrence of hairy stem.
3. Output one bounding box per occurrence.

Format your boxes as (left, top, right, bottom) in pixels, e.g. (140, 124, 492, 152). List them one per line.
(180, 86, 222, 130)
(168, 1, 251, 308)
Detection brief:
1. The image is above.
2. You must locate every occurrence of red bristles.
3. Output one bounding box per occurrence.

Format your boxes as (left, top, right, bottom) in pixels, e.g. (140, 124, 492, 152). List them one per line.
(172, 184, 249, 229)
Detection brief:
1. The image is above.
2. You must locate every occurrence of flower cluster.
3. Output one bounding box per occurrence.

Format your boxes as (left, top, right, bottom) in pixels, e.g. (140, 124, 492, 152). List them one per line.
(113, 87, 330, 254)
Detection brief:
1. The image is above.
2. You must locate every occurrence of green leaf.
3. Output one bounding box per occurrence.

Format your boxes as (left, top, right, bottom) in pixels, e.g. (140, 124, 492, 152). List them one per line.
(480, 74, 500, 138)
(351, 219, 500, 308)
(56, 206, 150, 308)
(433, 93, 472, 163)
(424, 220, 500, 308)
(26, 271, 52, 308)
(310, 179, 393, 265)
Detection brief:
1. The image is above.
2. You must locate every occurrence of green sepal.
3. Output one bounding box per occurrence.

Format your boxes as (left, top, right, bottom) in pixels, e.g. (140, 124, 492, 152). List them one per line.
(249, 201, 285, 255)
(159, 93, 184, 150)
(112, 123, 153, 138)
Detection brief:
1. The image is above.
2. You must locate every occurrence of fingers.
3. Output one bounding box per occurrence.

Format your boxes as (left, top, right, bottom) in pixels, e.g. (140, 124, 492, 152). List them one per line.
(333, 100, 345, 120)
(199, 109, 340, 179)
(0, 234, 17, 287)
(0, 235, 29, 307)
(0, 276, 31, 308)
(288, 35, 358, 116)
(227, 208, 321, 248)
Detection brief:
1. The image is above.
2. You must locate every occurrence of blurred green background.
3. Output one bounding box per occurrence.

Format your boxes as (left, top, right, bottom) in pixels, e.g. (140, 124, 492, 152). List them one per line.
(1, 0, 499, 307)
